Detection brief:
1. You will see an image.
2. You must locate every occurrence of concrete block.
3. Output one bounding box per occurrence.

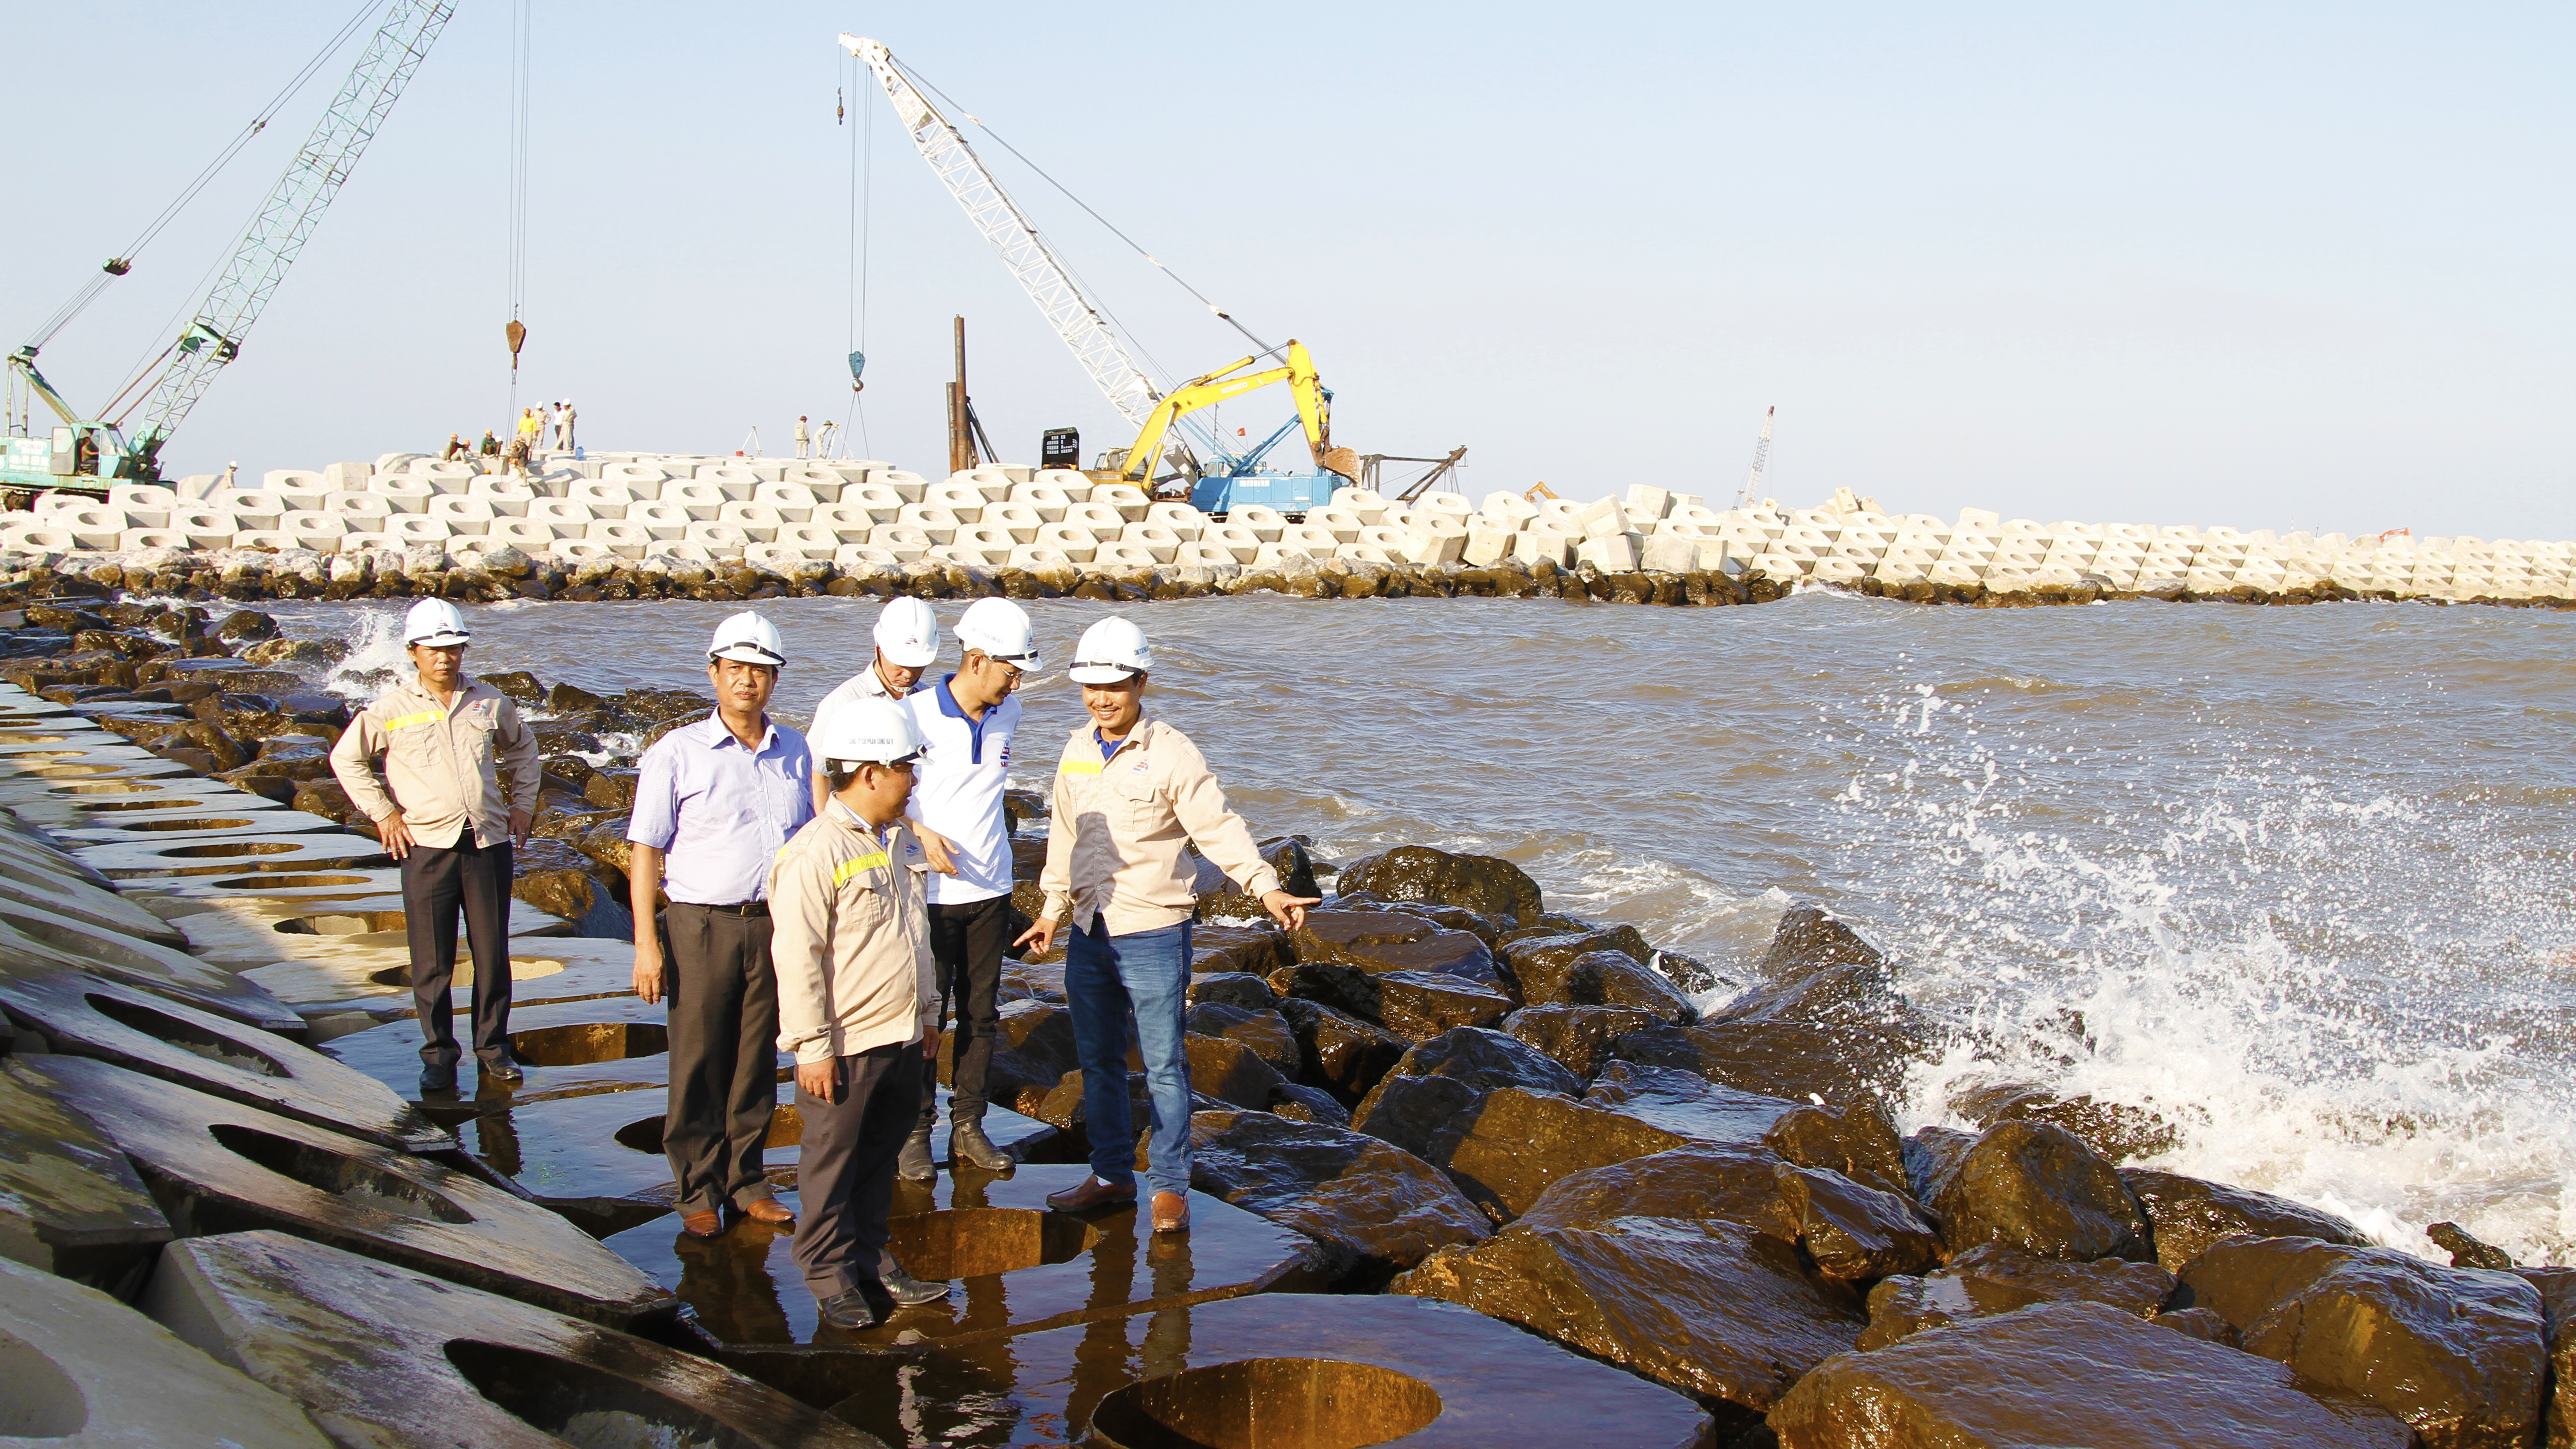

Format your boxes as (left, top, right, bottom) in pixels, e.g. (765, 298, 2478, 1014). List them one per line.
(168, 473, 224, 500)
(976, 501, 1041, 543)
(1279, 524, 1339, 558)
(322, 461, 370, 490)
(582, 520, 652, 558)
(1201, 523, 1259, 563)
(682, 522, 750, 557)
(569, 481, 633, 518)
(1091, 483, 1152, 522)
(487, 519, 558, 550)
(56, 506, 127, 550)
(1623, 484, 1673, 521)
(384, 515, 452, 544)
(1416, 490, 1473, 520)
(834, 542, 899, 571)
(597, 461, 669, 488)
(1575, 532, 1639, 572)
(1146, 501, 1207, 537)
(1035, 523, 1098, 562)
(1481, 491, 1539, 525)
(692, 465, 761, 499)
(0, 525, 72, 555)
(1008, 543, 1075, 570)
(1030, 467, 1089, 492)
(1576, 496, 1632, 540)
(467, 476, 534, 516)
(1094, 541, 1159, 568)
(107, 484, 176, 526)
(1174, 541, 1236, 568)
(323, 492, 392, 530)
(1232, 505, 1288, 541)
(525, 498, 593, 533)
(836, 483, 905, 522)
(892, 503, 961, 544)
(426, 495, 494, 535)
(776, 465, 843, 491)
(1637, 533, 1699, 574)
(1511, 528, 1573, 568)
(1331, 486, 1390, 521)
(1252, 542, 1317, 567)
(0, 1061, 171, 1297)
(366, 473, 433, 514)
(1462, 517, 1516, 567)
(1005, 483, 1073, 522)
(747, 542, 820, 573)
(712, 502, 781, 543)
(114, 527, 190, 553)
(920, 482, 983, 520)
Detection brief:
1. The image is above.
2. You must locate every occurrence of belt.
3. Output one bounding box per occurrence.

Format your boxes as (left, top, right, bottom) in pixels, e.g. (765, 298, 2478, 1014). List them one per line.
(679, 900, 769, 917)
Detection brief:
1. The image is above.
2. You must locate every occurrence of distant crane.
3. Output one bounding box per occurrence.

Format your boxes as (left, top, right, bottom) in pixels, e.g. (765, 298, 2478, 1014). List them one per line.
(4, 0, 455, 487)
(1735, 404, 1775, 509)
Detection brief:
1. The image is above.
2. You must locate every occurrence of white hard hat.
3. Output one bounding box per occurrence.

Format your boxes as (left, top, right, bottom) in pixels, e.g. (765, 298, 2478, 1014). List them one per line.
(813, 696, 923, 768)
(708, 610, 787, 667)
(1067, 616, 1151, 684)
(954, 597, 1042, 670)
(402, 598, 471, 648)
(873, 597, 939, 668)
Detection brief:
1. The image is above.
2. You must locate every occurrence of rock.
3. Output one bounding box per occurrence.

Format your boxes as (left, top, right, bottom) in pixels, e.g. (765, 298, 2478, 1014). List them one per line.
(1265, 1082, 1351, 1127)
(1190, 921, 1291, 976)
(2521, 1267, 2575, 1449)
(1183, 1031, 1287, 1110)
(2156, 1305, 2242, 1345)
(288, 776, 360, 825)
(510, 866, 634, 939)
(1955, 1081, 2183, 1164)
(1771, 1299, 2415, 1449)
(0, 1060, 171, 1299)
(1192, 836, 1322, 920)
(480, 669, 545, 703)
(1374, 898, 1517, 949)
(1757, 902, 1884, 979)
(2180, 1236, 2550, 1449)
(981, 998, 1085, 1121)
(1767, 1099, 1911, 1197)
(1275, 998, 1410, 1105)
(2121, 1167, 2373, 1273)
(1580, 1059, 1803, 1140)
(1500, 924, 1655, 988)
(576, 814, 634, 879)
(1919, 1119, 2157, 1263)
(582, 767, 638, 810)
(1287, 909, 1502, 987)
(211, 608, 279, 642)
(1184, 1001, 1298, 1078)
(1397, 1144, 1863, 1434)
(1777, 1161, 1945, 1281)
(1336, 844, 1543, 923)
(1437, 1086, 1703, 1219)
(1505, 1002, 1662, 1077)
(1185, 971, 1279, 1013)
(1664, 908, 1931, 1104)
(2430, 1221, 2518, 1271)
(1351, 1027, 1582, 1167)
(239, 635, 346, 668)
(144, 1231, 879, 1449)
(1860, 1243, 2176, 1349)
(0, 1252, 337, 1448)
(1187, 1108, 1488, 1284)
(1515, 948, 1694, 1021)
(1270, 961, 1514, 1041)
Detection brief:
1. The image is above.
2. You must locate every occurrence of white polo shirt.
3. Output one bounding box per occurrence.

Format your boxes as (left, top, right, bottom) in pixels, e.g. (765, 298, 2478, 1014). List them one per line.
(902, 675, 1019, 905)
(808, 664, 904, 764)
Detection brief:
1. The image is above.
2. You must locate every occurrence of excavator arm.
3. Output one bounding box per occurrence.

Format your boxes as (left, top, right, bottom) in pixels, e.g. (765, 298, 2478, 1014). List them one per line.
(1118, 340, 1354, 485)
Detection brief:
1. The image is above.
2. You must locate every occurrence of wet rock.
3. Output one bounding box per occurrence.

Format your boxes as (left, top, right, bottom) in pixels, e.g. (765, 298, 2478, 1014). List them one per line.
(1767, 1099, 1911, 1197)
(982, 997, 1084, 1121)
(1351, 1027, 1582, 1167)
(577, 814, 635, 878)
(548, 680, 608, 714)
(582, 767, 639, 810)
(1500, 923, 1655, 988)
(1286, 907, 1490, 981)
(1662, 909, 1931, 1105)
(1275, 998, 1409, 1104)
(1955, 1079, 2184, 1164)
(1183, 1030, 1287, 1110)
(1505, 1002, 1662, 1077)
(2156, 1305, 2243, 1345)
(1438, 1086, 1704, 1219)
(1515, 948, 1694, 1021)
(510, 865, 633, 939)
(2180, 1236, 2549, 1449)
(1185, 971, 1279, 1013)
(1778, 1161, 1945, 1282)
(239, 636, 346, 668)
(0, 1252, 336, 1448)
(1772, 1299, 2415, 1449)
(2430, 1220, 2518, 1270)
(2522, 1267, 2576, 1449)
(1860, 1243, 2175, 1349)
(289, 776, 361, 825)
(145, 1231, 880, 1448)
(1269, 961, 1513, 1041)
(25, 1055, 675, 1328)
(1581, 1059, 1802, 1140)
(480, 668, 545, 703)
(1191, 836, 1322, 920)
(0, 1060, 171, 1299)
(1758, 903, 1886, 979)
(1187, 921, 1291, 976)
(1184, 1001, 1298, 1077)
(1336, 844, 1543, 923)
(212, 608, 279, 642)
(2121, 1166, 2372, 1272)
(1187, 1108, 1489, 1283)
(1918, 1119, 2156, 1262)
(1398, 1144, 1861, 1432)
(1266, 1082, 1352, 1127)
(1369, 897, 1516, 949)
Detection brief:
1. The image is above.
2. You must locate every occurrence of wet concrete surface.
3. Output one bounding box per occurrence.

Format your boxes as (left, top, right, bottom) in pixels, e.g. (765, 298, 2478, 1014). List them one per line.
(0, 892, 307, 1035)
(607, 1165, 1327, 1349)
(0, 1059, 171, 1299)
(24, 1053, 679, 1329)
(328, 990, 699, 1109)
(149, 1229, 887, 1449)
(72, 830, 395, 879)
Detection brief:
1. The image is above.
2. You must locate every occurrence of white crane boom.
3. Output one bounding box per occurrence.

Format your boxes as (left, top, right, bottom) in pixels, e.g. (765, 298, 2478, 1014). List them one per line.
(840, 34, 1162, 428)
(1738, 403, 1775, 508)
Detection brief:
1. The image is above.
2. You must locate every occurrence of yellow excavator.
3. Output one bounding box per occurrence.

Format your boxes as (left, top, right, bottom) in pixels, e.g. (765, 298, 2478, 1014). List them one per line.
(1099, 340, 1360, 513)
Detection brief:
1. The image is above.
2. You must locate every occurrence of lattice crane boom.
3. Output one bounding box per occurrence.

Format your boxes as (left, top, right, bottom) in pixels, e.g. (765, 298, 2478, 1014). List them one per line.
(840, 34, 1163, 429)
(125, 0, 455, 473)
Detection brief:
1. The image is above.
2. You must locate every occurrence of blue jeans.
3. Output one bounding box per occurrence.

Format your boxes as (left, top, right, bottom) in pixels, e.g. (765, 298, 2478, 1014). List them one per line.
(1064, 916, 1192, 1199)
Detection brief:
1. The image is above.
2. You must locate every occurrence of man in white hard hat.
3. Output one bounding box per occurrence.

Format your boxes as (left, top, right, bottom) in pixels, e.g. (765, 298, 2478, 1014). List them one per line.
(774, 696, 951, 1327)
(1014, 616, 1320, 1233)
(626, 612, 813, 1239)
(809, 596, 939, 814)
(894, 596, 1040, 1181)
(330, 599, 541, 1095)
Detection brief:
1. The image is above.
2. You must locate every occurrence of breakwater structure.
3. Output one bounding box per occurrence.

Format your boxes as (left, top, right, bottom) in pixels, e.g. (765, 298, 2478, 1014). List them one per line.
(0, 597, 2566, 1447)
(4, 452, 2572, 610)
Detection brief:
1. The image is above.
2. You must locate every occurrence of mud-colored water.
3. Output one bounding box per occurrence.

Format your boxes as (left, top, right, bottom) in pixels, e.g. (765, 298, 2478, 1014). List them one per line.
(274, 590, 2576, 1264)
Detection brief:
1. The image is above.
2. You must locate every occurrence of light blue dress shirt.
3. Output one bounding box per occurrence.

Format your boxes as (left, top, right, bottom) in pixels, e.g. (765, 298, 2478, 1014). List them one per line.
(626, 713, 814, 905)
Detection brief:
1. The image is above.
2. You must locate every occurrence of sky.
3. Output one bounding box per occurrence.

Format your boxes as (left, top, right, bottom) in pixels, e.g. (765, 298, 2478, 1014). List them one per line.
(7, 2, 2571, 542)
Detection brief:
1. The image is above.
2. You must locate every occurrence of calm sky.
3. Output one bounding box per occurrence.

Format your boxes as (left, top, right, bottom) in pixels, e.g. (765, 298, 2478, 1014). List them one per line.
(9, 3, 2570, 541)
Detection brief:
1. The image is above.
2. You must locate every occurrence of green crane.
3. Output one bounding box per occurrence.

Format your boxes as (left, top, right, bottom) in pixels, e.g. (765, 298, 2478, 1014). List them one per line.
(3, 0, 455, 490)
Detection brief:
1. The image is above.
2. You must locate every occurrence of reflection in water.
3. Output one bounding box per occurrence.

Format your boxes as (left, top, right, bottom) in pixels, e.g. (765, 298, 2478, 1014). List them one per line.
(670, 1210, 795, 1345)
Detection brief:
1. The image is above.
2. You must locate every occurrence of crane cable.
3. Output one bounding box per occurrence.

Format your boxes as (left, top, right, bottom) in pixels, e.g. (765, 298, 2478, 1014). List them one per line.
(841, 48, 872, 459)
(22, 0, 383, 355)
(504, 0, 534, 416)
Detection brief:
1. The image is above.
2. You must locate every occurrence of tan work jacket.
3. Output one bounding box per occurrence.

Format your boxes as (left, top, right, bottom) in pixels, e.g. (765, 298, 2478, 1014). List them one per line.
(329, 676, 540, 851)
(1038, 718, 1281, 937)
(770, 803, 936, 1066)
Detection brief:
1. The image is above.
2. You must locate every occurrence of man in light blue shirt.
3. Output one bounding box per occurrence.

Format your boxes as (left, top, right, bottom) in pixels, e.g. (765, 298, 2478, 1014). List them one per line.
(627, 612, 815, 1239)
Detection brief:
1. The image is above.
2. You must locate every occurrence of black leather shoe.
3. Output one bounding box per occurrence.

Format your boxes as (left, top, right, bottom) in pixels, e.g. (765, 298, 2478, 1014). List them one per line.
(880, 1267, 949, 1307)
(814, 1288, 883, 1329)
(896, 1127, 935, 1182)
(949, 1119, 1014, 1173)
(418, 1063, 457, 1094)
(480, 1053, 524, 1084)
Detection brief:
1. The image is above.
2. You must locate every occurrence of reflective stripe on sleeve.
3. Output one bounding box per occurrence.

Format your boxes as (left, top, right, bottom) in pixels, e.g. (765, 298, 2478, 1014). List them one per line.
(832, 851, 889, 886)
(383, 710, 444, 730)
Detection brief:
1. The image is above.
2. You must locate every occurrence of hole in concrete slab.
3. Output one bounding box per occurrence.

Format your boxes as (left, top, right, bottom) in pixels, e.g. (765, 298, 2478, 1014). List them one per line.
(158, 841, 301, 858)
(0, 733, 69, 744)
(1088, 1359, 1443, 1449)
(508, 1022, 667, 1067)
(86, 994, 289, 1077)
(22, 764, 119, 778)
(78, 797, 230, 812)
(613, 1103, 803, 1157)
(113, 817, 260, 833)
(211, 874, 372, 890)
(367, 957, 566, 989)
(0, 1328, 87, 1437)
(444, 1339, 766, 1449)
(275, 911, 407, 936)
(51, 782, 161, 795)
(208, 1123, 475, 1223)
(888, 1207, 1095, 1280)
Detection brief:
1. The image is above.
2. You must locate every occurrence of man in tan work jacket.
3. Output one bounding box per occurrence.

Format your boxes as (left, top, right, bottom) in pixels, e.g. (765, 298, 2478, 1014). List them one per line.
(771, 695, 951, 1329)
(1013, 616, 1318, 1234)
(330, 598, 540, 1094)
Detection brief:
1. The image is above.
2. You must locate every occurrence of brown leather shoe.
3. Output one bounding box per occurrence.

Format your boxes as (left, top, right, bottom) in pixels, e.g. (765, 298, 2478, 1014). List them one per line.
(679, 1209, 724, 1238)
(1151, 1192, 1190, 1233)
(1044, 1176, 1137, 1213)
(739, 1197, 794, 1225)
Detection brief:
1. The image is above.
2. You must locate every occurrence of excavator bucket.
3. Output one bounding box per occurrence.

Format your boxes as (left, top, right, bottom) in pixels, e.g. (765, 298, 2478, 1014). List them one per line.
(1319, 446, 1362, 482)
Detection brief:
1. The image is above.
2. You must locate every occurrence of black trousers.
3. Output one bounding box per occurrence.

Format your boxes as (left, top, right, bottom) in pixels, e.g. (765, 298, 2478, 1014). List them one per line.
(661, 902, 782, 1215)
(917, 894, 1012, 1131)
(790, 1043, 917, 1298)
(400, 837, 513, 1069)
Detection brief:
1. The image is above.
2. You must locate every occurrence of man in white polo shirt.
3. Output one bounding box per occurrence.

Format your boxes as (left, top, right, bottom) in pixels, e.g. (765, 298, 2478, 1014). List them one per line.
(895, 597, 1041, 1179)
(809, 596, 939, 813)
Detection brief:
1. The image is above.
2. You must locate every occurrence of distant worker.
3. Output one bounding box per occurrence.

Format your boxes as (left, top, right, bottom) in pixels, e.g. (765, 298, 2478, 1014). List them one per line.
(517, 407, 543, 455)
(1015, 617, 1320, 1233)
(896, 598, 1042, 1180)
(478, 430, 500, 462)
(773, 697, 952, 1328)
(814, 420, 838, 459)
(794, 415, 812, 460)
(555, 399, 576, 452)
(502, 434, 531, 479)
(442, 433, 468, 462)
(329, 599, 540, 1094)
(221, 461, 239, 489)
(809, 597, 938, 813)
(628, 613, 813, 1239)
